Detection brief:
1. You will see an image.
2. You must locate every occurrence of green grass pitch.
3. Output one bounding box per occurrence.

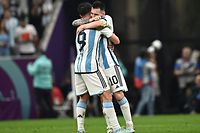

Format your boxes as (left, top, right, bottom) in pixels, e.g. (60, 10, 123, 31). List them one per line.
(0, 114, 200, 133)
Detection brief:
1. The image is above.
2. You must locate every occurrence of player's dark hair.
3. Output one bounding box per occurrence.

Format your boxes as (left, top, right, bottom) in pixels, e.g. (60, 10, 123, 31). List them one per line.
(77, 2, 92, 16)
(93, 0, 105, 11)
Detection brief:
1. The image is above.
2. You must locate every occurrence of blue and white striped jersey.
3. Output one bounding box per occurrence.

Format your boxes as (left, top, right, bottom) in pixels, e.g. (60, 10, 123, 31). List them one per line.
(75, 27, 113, 73)
(99, 15, 120, 69)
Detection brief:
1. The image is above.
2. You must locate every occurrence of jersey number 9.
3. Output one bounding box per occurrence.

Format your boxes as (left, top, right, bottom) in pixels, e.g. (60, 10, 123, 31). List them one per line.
(78, 31, 86, 51)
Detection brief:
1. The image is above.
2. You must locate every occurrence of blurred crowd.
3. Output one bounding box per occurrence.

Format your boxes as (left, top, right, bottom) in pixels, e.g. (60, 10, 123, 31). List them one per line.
(0, 0, 54, 56)
(133, 42, 200, 116)
(174, 46, 200, 114)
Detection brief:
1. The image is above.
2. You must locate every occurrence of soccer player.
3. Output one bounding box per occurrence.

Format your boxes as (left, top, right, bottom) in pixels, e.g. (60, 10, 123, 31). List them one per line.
(74, 2, 127, 133)
(72, 1, 135, 133)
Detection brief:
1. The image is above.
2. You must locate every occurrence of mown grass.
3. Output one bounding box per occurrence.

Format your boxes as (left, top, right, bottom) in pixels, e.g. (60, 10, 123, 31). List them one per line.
(0, 114, 199, 133)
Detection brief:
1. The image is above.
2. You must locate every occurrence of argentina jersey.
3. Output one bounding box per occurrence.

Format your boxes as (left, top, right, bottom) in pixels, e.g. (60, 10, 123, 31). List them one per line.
(99, 37, 119, 69)
(99, 15, 120, 69)
(75, 28, 113, 73)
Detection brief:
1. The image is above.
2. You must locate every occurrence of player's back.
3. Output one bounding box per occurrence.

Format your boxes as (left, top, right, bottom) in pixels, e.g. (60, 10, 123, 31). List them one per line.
(75, 29, 102, 73)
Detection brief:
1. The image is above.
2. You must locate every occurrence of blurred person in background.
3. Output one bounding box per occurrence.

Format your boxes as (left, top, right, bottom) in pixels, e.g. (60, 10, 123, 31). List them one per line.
(197, 60, 200, 75)
(29, 0, 43, 38)
(0, 1, 4, 18)
(42, 0, 53, 27)
(15, 13, 38, 55)
(133, 48, 147, 90)
(27, 50, 57, 118)
(0, 0, 9, 12)
(191, 74, 200, 113)
(185, 74, 200, 114)
(3, 9, 18, 55)
(134, 47, 159, 116)
(0, 19, 10, 56)
(174, 46, 198, 113)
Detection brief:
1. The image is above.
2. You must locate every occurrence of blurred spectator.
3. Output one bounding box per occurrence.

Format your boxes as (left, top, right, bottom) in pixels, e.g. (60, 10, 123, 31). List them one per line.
(185, 74, 200, 114)
(15, 13, 38, 55)
(51, 86, 64, 107)
(42, 0, 53, 28)
(17, 0, 28, 16)
(197, 60, 200, 75)
(147, 46, 161, 97)
(0, 1, 4, 18)
(3, 9, 18, 55)
(174, 46, 198, 113)
(27, 50, 57, 118)
(87, 95, 100, 116)
(191, 50, 200, 74)
(191, 74, 200, 113)
(134, 48, 159, 116)
(60, 71, 72, 98)
(133, 48, 147, 90)
(174, 47, 198, 90)
(0, 19, 10, 56)
(0, 0, 9, 11)
(9, 0, 20, 17)
(29, 0, 43, 38)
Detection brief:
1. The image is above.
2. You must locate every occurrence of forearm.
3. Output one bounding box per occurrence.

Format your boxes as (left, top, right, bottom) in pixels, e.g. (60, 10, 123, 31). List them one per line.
(72, 18, 90, 26)
(174, 70, 183, 76)
(72, 16, 102, 26)
(109, 33, 120, 45)
(83, 20, 106, 29)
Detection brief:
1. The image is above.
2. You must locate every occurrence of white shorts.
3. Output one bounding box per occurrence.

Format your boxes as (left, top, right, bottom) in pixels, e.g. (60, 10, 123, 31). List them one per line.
(104, 65, 128, 93)
(75, 67, 110, 96)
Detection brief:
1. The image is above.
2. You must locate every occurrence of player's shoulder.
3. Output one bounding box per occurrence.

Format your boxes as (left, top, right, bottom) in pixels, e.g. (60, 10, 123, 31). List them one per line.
(104, 15, 113, 21)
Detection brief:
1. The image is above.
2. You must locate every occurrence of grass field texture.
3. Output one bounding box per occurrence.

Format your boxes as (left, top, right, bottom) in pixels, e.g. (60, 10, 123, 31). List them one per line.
(0, 114, 200, 133)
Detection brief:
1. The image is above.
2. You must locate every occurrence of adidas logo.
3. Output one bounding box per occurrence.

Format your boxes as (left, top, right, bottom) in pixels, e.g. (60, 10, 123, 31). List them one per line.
(77, 115, 83, 118)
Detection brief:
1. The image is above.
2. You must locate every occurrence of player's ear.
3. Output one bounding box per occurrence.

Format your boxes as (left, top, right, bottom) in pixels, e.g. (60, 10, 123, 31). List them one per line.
(102, 10, 105, 15)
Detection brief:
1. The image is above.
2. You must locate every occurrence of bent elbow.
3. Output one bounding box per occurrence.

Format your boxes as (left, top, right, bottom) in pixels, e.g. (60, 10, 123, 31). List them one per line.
(114, 37, 120, 44)
(117, 38, 120, 44)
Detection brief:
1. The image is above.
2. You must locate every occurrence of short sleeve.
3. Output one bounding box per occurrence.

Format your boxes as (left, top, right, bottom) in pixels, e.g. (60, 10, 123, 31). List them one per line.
(100, 27, 113, 38)
(104, 15, 114, 32)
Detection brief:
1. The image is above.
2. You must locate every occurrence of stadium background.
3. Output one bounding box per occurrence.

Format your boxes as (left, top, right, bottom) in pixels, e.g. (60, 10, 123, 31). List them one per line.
(1, 0, 200, 120)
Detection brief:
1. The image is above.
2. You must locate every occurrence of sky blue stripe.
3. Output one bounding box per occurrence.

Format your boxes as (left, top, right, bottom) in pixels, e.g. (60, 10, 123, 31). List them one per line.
(77, 101, 87, 109)
(77, 56, 81, 72)
(100, 38, 109, 69)
(86, 30, 96, 72)
(79, 53, 84, 72)
(118, 97, 128, 106)
(102, 102, 113, 108)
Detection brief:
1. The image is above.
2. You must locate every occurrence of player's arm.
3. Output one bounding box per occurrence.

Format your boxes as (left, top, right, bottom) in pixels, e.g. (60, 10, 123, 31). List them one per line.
(27, 61, 39, 76)
(109, 33, 120, 45)
(72, 16, 101, 26)
(101, 27, 120, 45)
(174, 62, 183, 76)
(76, 19, 107, 33)
(72, 18, 90, 26)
